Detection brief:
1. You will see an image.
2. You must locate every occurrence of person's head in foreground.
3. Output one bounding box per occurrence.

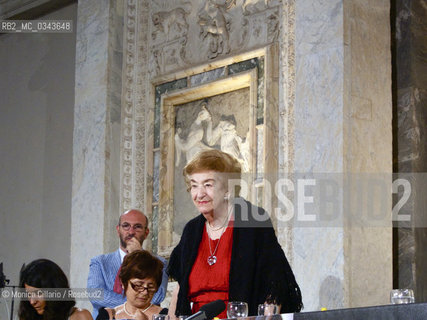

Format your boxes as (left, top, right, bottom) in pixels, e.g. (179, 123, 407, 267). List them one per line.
(98, 250, 166, 320)
(120, 250, 163, 308)
(19, 258, 92, 320)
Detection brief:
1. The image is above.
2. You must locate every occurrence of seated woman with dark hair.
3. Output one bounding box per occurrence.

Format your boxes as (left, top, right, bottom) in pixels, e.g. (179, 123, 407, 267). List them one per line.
(18, 258, 92, 320)
(97, 250, 167, 320)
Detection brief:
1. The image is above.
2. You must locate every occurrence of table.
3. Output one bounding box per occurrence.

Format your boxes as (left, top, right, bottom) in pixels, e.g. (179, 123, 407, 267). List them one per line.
(292, 302, 427, 320)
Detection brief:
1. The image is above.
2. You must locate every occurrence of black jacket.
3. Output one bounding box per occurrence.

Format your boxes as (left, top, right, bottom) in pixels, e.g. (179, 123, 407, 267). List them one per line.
(168, 198, 302, 316)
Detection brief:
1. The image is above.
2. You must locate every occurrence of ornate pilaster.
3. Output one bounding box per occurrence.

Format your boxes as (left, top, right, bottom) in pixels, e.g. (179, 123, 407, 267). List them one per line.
(277, 0, 296, 260)
(120, 0, 137, 212)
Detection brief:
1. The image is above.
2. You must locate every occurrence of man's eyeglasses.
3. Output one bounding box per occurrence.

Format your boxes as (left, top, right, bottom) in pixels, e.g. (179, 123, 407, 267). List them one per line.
(119, 223, 146, 231)
(129, 281, 157, 294)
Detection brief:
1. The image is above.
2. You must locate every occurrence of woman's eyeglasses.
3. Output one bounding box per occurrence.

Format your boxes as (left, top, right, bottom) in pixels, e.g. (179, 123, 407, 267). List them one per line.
(129, 281, 157, 294)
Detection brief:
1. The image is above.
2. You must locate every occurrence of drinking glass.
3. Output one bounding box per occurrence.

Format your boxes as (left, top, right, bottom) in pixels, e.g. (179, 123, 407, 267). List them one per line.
(390, 289, 415, 304)
(257, 304, 278, 316)
(227, 301, 248, 318)
(153, 314, 170, 320)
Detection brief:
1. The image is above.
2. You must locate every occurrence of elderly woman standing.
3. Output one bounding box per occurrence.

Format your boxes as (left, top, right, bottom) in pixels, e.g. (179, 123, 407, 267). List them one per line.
(168, 149, 302, 318)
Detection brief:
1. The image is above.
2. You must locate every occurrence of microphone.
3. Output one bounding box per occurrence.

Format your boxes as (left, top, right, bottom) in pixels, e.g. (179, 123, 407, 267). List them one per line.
(186, 300, 226, 320)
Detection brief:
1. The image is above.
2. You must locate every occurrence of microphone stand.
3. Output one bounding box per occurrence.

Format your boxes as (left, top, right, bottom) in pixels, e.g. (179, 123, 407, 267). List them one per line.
(5, 285, 16, 320)
(1, 262, 16, 320)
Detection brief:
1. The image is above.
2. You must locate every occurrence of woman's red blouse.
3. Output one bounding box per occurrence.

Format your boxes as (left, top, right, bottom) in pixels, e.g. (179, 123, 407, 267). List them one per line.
(188, 222, 234, 319)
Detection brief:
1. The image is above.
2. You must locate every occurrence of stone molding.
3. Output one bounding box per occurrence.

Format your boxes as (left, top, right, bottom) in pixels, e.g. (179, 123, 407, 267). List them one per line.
(120, 0, 137, 212)
(276, 0, 295, 262)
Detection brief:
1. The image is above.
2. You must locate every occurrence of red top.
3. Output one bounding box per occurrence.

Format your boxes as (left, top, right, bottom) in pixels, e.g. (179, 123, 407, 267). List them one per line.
(188, 221, 234, 319)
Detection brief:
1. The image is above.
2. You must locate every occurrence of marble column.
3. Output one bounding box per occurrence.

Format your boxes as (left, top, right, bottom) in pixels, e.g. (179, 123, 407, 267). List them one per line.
(291, 0, 393, 310)
(71, 0, 123, 310)
(343, 0, 393, 308)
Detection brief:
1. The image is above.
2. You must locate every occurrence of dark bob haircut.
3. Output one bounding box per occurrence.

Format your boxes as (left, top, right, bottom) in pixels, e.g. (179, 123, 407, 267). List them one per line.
(119, 250, 164, 293)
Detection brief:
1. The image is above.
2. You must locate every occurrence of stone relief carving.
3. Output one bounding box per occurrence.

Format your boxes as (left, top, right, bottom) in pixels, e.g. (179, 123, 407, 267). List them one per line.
(240, 1, 280, 47)
(242, 0, 276, 15)
(266, 11, 279, 43)
(148, 0, 282, 75)
(197, 0, 236, 59)
(175, 104, 213, 166)
(207, 115, 250, 171)
(150, 48, 161, 75)
(149, 1, 191, 76)
(175, 103, 250, 170)
(152, 7, 190, 42)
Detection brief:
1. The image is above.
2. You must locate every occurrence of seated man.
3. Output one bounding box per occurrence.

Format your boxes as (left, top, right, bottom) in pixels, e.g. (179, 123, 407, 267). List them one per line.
(87, 209, 168, 319)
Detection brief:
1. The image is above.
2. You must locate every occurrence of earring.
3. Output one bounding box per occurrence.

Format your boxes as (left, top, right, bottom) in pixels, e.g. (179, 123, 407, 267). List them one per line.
(224, 193, 229, 201)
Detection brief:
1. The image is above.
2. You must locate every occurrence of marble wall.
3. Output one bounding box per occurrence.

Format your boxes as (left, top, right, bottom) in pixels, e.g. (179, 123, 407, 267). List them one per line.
(289, 0, 393, 310)
(71, 0, 124, 311)
(292, 0, 346, 310)
(344, 0, 393, 308)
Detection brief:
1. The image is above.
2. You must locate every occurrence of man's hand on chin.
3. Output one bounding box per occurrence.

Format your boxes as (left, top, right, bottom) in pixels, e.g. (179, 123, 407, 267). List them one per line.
(126, 237, 142, 253)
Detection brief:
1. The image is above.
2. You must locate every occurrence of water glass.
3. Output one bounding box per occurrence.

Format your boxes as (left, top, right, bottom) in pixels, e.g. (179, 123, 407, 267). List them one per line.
(227, 301, 248, 318)
(257, 304, 278, 316)
(390, 289, 415, 304)
(153, 314, 170, 320)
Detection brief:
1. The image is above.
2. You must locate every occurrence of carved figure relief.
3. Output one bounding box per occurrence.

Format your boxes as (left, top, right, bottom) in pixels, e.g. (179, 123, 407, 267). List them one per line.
(148, 0, 282, 74)
(197, 0, 236, 59)
(207, 115, 250, 171)
(175, 104, 213, 166)
(152, 7, 190, 41)
(150, 49, 161, 75)
(239, 3, 280, 48)
(266, 12, 279, 42)
(242, 0, 273, 15)
(149, 2, 191, 76)
(175, 102, 249, 171)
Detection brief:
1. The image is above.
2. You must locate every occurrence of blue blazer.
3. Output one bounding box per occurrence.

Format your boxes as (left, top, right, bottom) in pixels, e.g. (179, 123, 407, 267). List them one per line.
(87, 249, 168, 319)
